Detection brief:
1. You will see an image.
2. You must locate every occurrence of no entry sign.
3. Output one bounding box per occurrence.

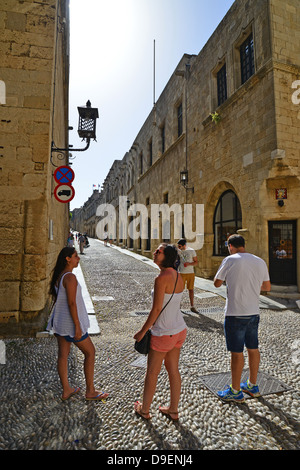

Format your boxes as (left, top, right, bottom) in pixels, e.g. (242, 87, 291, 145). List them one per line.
(54, 166, 75, 185)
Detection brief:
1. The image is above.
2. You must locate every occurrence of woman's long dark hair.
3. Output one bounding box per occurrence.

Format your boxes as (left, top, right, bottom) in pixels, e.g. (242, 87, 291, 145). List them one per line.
(49, 247, 75, 301)
(160, 243, 179, 269)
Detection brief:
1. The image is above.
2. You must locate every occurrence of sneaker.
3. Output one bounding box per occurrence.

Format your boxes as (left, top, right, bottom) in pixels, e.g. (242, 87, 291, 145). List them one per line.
(217, 386, 245, 403)
(190, 306, 199, 313)
(240, 379, 261, 397)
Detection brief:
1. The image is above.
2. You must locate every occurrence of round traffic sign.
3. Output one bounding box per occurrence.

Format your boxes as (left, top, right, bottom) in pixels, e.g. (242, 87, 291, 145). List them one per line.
(54, 184, 75, 203)
(53, 166, 75, 185)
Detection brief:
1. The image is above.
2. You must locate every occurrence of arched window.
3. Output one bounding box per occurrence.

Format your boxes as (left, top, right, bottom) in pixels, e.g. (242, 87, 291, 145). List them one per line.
(213, 190, 242, 255)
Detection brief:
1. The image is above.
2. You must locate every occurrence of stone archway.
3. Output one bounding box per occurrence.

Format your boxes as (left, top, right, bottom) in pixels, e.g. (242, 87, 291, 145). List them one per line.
(200, 180, 243, 278)
(205, 181, 241, 236)
(212, 189, 242, 256)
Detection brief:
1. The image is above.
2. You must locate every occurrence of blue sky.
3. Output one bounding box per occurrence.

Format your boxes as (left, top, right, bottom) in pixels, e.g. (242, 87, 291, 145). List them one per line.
(68, 0, 235, 210)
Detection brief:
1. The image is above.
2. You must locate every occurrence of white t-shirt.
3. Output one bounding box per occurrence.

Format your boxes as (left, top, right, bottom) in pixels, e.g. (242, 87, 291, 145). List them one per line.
(215, 252, 270, 316)
(178, 247, 196, 274)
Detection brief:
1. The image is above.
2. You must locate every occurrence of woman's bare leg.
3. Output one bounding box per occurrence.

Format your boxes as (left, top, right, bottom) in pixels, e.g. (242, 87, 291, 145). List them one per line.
(75, 336, 101, 398)
(56, 336, 76, 399)
(140, 349, 165, 414)
(162, 347, 181, 415)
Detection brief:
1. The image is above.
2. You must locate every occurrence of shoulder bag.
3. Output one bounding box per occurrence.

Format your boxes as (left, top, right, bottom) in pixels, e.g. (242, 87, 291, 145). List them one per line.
(134, 272, 179, 355)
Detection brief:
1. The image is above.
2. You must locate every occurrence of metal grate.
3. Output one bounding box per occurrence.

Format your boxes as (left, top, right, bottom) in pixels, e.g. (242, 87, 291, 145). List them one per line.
(132, 308, 224, 317)
(199, 369, 292, 400)
(130, 311, 150, 317)
(198, 307, 224, 314)
(182, 307, 224, 315)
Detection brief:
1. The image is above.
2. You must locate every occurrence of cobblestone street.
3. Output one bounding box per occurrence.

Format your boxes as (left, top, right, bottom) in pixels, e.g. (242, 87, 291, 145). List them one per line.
(0, 238, 299, 453)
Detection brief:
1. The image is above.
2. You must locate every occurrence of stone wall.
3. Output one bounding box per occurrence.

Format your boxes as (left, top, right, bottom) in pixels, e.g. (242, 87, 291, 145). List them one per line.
(0, 0, 70, 337)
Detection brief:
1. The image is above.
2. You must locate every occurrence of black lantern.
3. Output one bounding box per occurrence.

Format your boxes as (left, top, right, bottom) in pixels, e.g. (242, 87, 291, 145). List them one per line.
(180, 169, 194, 192)
(77, 100, 99, 140)
(51, 100, 99, 163)
(180, 170, 188, 185)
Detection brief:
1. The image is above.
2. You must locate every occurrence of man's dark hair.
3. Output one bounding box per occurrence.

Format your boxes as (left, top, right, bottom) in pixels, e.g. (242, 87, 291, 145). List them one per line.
(227, 234, 245, 248)
(177, 238, 186, 247)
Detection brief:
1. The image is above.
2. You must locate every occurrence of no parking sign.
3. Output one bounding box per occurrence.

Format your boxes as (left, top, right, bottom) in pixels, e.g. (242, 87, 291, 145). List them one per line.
(53, 166, 75, 203)
(54, 166, 75, 185)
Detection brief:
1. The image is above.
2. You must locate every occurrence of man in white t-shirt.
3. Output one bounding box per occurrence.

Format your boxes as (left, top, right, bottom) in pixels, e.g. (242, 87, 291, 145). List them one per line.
(214, 234, 271, 402)
(177, 239, 198, 313)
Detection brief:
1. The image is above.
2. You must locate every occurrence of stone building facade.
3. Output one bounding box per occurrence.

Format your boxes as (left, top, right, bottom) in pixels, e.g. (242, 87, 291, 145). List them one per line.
(72, 188, 104, 238)
(72, 0, 300, 291)
(0, 0, 70, 337)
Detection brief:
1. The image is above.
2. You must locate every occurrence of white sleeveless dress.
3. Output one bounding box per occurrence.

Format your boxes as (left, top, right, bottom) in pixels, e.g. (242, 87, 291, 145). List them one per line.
(47, 272, 90, 338)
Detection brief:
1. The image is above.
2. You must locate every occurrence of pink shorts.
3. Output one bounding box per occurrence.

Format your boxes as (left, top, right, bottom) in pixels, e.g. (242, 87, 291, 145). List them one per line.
(150, 328, 187, 353)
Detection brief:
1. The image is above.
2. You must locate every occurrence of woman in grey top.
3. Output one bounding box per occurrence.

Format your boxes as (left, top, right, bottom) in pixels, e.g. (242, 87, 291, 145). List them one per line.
(48, 247, 109, 401)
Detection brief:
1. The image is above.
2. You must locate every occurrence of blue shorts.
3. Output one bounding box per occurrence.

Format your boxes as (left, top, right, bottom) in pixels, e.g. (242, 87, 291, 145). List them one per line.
(224, 315, 259, 353)
(56, 332, 89, 343)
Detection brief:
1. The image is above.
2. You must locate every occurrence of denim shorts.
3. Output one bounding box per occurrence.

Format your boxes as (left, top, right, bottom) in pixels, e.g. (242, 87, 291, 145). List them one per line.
(56, 332, 89, 343)
(224, 315, 259, 353)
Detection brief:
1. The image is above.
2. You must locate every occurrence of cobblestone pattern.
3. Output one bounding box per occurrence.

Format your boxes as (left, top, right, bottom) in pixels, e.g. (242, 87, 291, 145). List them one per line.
(0, 239, 299, 450)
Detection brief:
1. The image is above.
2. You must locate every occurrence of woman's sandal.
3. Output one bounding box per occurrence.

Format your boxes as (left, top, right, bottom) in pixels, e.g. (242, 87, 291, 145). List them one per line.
(134, 401, 152, 420)
(86, 392, 109, 401)
(159, 406, 179, 421)
(61, 387, 80, 401)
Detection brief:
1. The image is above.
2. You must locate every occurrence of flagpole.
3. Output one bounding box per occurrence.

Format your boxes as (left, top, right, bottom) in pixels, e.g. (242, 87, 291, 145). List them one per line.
(153, 39, 156, 126)
(153, 39, 156, 107)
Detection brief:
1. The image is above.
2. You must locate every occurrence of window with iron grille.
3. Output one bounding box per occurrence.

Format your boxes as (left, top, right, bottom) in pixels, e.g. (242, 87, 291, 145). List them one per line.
(177, 103, 183, 137)
(240, 33, 255, 84)
(217, 64, 227, 106)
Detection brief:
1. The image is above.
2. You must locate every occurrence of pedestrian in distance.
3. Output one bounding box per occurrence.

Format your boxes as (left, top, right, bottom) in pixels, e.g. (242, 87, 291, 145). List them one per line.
(83, 233, 90, 248)
(214, 234, 271, 402)
(78, 233, 85, 254)
(47, 246, 109, 401)
(103, 230, 108, 246)
(133, 244, 187, 421)
(67, 231, 74, 248)
(177, 238, 199, 313)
